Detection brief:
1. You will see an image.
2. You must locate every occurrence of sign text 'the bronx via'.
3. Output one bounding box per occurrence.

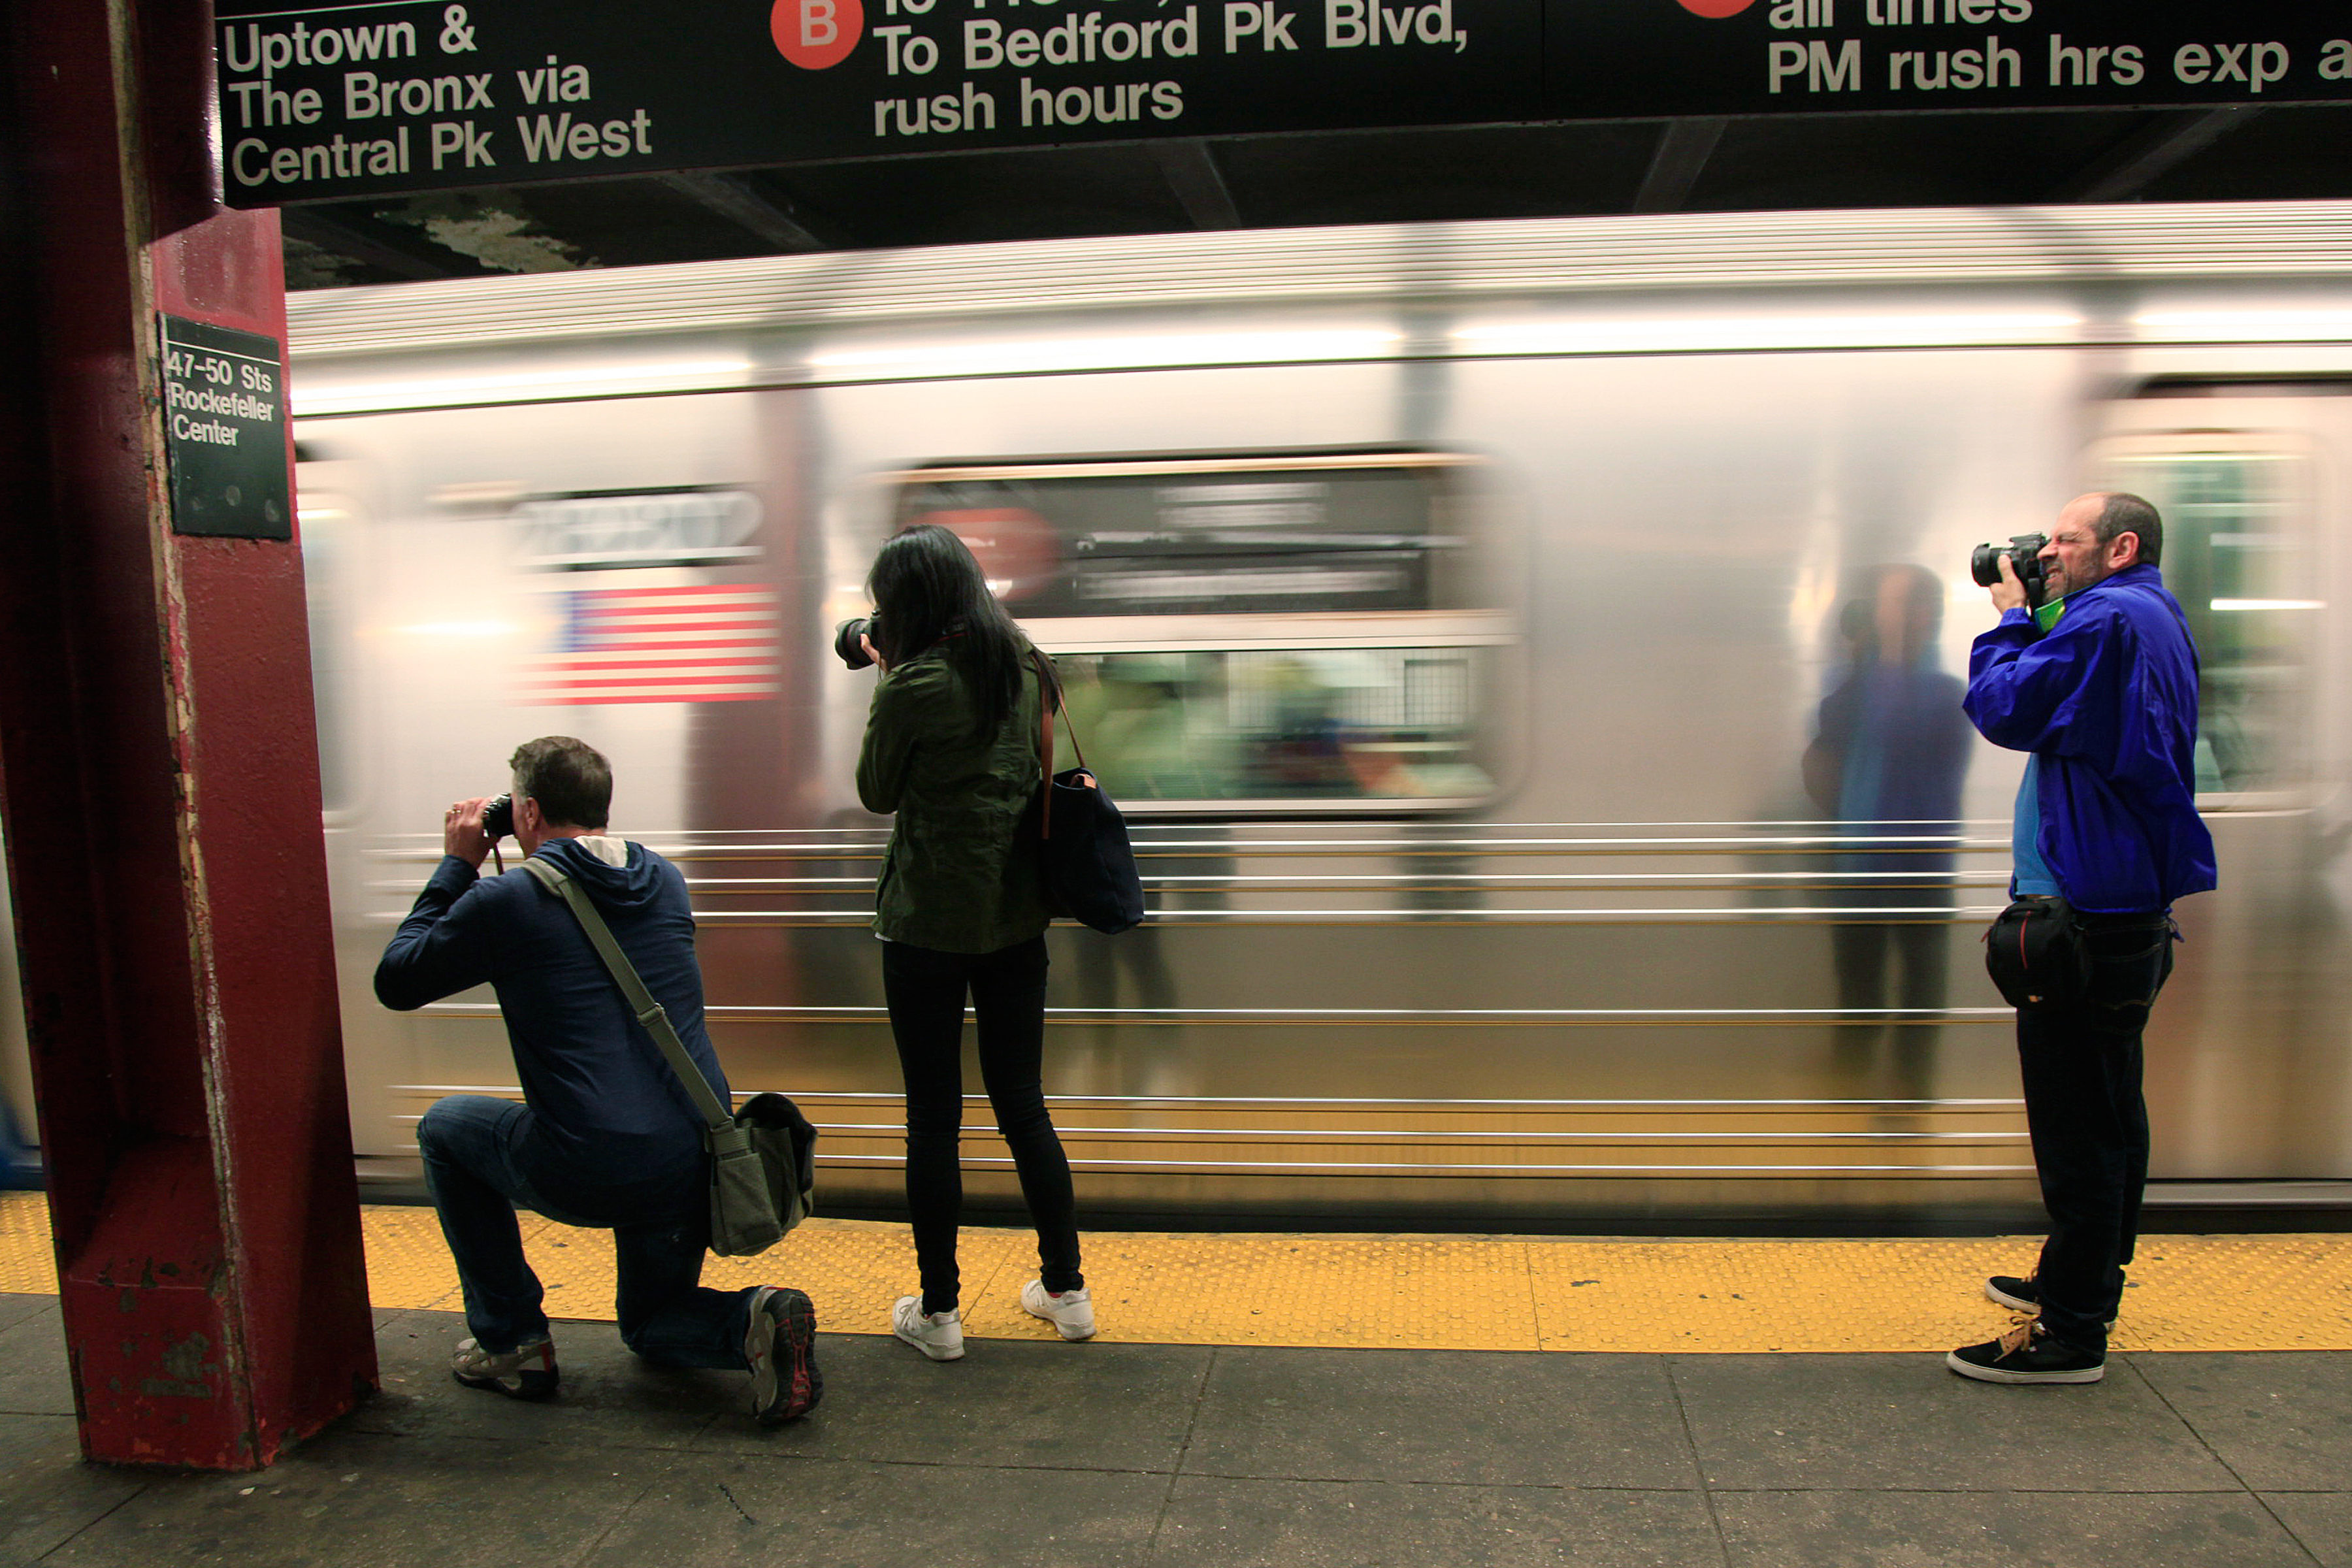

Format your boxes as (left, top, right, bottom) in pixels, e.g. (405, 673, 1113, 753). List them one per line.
(216, 0, 2352, 206)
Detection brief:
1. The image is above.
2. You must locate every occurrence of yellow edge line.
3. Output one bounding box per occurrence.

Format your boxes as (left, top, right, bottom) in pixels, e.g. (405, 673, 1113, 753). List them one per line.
(5, 1192, 2348, 1353)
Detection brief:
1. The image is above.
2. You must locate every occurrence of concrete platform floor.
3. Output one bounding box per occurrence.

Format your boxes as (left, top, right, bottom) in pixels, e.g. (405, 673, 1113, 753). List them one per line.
(4, 1290, 2352, 1567)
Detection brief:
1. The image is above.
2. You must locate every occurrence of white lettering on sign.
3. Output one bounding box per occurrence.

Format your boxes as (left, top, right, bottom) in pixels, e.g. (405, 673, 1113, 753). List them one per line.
(517, 108, 653, 161)
(514, 491, 764, 570)
(221, 19, 418, 75)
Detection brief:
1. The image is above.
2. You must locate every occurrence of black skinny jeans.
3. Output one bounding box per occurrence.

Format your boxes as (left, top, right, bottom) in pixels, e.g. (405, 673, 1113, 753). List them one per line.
(2016, 912, 2174, 1354)
(883, 935, 1083, 1314)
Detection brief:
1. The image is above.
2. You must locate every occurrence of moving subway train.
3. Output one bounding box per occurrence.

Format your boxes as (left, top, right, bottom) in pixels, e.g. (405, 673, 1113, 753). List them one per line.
(16, 202, 2352, 1225)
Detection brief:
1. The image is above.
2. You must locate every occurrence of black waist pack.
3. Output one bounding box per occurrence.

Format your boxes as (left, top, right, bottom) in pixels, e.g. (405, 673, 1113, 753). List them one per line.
(1984, 894, 2091, 1010)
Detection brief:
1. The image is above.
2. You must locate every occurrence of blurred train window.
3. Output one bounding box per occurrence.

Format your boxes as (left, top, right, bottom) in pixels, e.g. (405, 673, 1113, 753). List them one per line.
(883, 451, 1513, 811)
(2099, 440, 2315, 797)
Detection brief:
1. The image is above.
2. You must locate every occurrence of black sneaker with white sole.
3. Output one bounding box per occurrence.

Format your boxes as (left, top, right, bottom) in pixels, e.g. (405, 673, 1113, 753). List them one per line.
(1984, 1274, 2039, 1313)
(1984, 1274, 2116, 1331)
(1946, 1319, 2104, 1384)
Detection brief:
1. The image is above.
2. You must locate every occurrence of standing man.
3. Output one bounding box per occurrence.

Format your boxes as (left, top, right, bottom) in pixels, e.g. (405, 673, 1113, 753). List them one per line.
(1948, 494, 2215, 1384)
(376, 736, 820, 1423)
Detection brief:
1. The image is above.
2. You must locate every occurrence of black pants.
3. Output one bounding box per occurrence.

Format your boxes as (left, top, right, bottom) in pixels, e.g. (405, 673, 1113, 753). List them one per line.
(2016, 913, 2174, 1354)
(883, 935, 1083, 1314)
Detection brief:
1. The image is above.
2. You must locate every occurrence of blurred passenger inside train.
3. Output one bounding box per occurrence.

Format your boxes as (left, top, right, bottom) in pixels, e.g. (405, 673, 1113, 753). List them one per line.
(1803, 564, 1972, 1101)
(853, 523, 1096, 1360)
(1948, 493, 2215, 1388)
(374, 737, 821, 1423)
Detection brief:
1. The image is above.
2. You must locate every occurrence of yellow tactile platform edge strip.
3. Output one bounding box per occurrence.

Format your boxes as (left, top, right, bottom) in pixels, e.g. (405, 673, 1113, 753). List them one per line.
(5, 1190, 2349, 1352)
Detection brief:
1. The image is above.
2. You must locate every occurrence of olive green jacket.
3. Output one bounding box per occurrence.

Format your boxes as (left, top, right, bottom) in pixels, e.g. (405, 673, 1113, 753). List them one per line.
(857, 644, 1051, 953)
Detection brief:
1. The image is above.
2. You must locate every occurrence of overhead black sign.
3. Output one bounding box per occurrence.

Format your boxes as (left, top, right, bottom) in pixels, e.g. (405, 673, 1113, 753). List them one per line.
(159, 317, 292, 540)
(214, 0, 2352, 206)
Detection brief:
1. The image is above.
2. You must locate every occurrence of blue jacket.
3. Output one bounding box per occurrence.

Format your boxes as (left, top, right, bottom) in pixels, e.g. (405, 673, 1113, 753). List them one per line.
(1963, 563, 2217, 913)
(374, 837, 727, 1193)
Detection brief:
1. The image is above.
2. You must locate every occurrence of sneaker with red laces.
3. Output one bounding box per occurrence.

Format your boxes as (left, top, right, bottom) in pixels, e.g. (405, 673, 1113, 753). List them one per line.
(451, 1335, 559, 1399)
(744, 1284, 822, 1424)
(1946, 1318, 2104, 1385)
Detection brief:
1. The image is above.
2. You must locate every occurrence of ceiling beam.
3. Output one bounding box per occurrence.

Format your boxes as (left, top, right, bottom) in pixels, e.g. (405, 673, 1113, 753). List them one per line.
(658, 171, 839, 250)
(2050, 107, 2257, 203)
(279, 208, 468, 281)
(1150, 139, 1241, 230)
(1631, 118, 1727, 215)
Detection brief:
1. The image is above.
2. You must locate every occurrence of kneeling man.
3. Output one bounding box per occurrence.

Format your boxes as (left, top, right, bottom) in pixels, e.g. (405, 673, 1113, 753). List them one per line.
(376, 736, 819, 1422)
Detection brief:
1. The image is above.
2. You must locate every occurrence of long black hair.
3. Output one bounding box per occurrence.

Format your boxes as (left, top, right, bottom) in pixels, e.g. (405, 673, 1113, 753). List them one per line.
(867, 523, 1043, 732)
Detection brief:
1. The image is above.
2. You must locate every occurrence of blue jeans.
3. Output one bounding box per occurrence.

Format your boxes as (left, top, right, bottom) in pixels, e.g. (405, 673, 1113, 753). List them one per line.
(417, 1095, 753, 1365)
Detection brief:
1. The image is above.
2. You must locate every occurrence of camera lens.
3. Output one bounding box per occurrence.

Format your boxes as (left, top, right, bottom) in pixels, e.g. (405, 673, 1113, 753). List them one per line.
(835, 617, 876, 670)
(1969, 544, 2004, 587)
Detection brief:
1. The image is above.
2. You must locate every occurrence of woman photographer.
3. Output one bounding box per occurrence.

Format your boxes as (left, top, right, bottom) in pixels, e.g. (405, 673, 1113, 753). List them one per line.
(855, 523, 1092, 1358)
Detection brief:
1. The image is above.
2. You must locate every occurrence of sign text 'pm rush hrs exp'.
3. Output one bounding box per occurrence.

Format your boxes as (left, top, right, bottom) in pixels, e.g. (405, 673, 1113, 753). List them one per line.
(214, 0, 2352, 206)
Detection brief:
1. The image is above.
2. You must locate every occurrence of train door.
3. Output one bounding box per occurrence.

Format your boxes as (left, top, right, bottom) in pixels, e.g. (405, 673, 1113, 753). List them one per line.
(2092, 396, 2352, 1186)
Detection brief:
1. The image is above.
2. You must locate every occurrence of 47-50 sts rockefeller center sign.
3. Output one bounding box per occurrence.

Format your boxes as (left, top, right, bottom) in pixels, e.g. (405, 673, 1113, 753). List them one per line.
(215, 0, 2352, 206)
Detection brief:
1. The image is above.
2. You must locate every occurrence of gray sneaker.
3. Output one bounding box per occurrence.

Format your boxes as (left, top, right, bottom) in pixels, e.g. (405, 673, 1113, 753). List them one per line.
(892, 1296, 965, 1360)
(1021, 1279, 1097, 1341)
(451, 1335, 558, 1399)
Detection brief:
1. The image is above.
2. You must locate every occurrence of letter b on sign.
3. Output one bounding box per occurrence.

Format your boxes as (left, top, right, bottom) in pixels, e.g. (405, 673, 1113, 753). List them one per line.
(774, 0, 862, 68)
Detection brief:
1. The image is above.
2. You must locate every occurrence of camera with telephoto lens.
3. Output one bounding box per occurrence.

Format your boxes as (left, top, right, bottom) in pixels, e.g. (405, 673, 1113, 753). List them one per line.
(481, 793, 515, 841)
(1970, 533, 2052, 606)
(834, 617, 881, 670)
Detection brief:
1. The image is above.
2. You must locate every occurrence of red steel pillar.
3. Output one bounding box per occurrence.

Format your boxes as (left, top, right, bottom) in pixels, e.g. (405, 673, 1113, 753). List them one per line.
(0, 0, 378, 1467)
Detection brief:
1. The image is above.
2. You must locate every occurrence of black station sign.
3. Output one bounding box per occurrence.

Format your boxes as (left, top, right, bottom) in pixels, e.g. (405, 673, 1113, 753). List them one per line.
(159, 316, 292, 540)
(214, 0, 2352, 206)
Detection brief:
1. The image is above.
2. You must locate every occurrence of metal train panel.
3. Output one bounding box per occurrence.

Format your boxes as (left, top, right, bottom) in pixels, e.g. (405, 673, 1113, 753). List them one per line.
(12, 204, 2352, 1222)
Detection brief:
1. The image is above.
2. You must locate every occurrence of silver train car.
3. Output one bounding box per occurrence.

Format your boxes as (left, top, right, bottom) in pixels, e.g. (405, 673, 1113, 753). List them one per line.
(22, 203, 2352, 1226)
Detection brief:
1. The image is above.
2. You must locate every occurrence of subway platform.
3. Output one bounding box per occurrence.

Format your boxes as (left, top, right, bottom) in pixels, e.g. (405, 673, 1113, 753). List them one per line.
(3, 1194, 2351, 1566)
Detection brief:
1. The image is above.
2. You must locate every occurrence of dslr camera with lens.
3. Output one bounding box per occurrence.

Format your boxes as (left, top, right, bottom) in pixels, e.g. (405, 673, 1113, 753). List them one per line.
(481, 793, 515, 841)
(834, 616, 881, 670)
(1970, 533, 2052, 607)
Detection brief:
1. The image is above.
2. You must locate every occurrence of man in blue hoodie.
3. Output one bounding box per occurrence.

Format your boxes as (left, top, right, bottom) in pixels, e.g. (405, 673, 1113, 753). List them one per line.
(376, 736, 819, 1422)
(1948, 495, 2215, 1386)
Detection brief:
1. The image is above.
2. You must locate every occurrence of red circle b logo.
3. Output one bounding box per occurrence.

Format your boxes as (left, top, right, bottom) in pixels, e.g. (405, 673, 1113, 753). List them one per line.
(1674, 0, 1757, 14)
(773, 0, 863, 68)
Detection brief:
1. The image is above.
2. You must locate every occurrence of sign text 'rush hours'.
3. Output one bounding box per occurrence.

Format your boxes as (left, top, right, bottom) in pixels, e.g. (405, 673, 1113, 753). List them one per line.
(215, 0, 2352, 206)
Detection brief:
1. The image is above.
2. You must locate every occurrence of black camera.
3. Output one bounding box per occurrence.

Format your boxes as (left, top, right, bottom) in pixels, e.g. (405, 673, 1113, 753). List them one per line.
(482, 793, 515, 841)
(1970, 533, 2052, 606)
(835, 616, 881, 670)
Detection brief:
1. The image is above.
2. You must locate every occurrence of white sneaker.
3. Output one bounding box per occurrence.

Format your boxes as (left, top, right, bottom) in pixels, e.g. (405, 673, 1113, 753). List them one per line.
(1021, 1279, 1097, 1341)
(892, 1296, 964, 1361)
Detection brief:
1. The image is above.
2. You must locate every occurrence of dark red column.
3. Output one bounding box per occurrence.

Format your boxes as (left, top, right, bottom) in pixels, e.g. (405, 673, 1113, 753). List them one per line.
(0, 0, 378, 1468)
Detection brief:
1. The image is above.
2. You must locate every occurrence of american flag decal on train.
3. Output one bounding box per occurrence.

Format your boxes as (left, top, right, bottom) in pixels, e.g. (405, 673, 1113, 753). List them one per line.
(521, 584, 779, 705)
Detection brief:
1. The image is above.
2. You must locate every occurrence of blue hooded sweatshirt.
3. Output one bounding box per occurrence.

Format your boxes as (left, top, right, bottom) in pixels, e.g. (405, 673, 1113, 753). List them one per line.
(375, 836, 727, 1194)
(1963, 562, 2217, 913)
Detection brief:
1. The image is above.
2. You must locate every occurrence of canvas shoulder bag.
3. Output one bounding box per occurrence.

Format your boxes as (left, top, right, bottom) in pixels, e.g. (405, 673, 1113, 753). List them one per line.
(1028, 651, 1147, 935)
(519, 855, 816, 1256)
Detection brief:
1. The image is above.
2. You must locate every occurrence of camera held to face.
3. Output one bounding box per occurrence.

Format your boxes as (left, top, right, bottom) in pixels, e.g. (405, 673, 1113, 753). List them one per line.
(1971, 534, 2052, 607)
(482, 793, 515, 841)
(834, 617, 881, 670)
